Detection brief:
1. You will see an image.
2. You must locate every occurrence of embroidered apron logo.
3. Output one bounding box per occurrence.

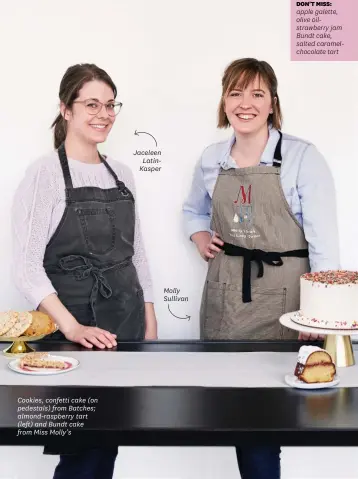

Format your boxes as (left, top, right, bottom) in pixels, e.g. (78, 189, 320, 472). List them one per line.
(233, 185, 253, 225)
(231, 184, 258, 239)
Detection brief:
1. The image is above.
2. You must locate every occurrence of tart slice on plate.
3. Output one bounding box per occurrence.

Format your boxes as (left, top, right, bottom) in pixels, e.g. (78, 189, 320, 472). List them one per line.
(20, 352, 67, 369)
(8, 352, 79, 375)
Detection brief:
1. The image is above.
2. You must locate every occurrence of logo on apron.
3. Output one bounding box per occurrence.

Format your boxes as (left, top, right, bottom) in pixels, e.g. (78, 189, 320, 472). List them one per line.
(233, 185, 253, 225)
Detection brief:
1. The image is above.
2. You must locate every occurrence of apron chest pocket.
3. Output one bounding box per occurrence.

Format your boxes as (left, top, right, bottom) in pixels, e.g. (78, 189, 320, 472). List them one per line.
(76, 207, 116, 255)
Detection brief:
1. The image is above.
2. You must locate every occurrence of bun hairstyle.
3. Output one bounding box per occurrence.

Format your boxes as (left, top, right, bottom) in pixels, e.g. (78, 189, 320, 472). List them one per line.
(51, 63, 117, 149)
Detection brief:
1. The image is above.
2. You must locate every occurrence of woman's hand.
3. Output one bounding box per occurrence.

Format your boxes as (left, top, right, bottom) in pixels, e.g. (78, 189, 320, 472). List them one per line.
(191, 231, 224, 261)
(298, 332, 325, 341)
(39, 294, 117, 349)
(65, 323, 117, 349)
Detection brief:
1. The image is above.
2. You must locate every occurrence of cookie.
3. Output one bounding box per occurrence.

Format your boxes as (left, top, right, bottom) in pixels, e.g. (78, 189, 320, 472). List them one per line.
(0, 311, 18, 336)
(23, 311, 56, 336)
(5, 311, 33, 338)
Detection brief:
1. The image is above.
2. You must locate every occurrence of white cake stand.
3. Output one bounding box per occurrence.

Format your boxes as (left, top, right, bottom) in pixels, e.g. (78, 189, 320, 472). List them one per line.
(280, 312, 355, 368)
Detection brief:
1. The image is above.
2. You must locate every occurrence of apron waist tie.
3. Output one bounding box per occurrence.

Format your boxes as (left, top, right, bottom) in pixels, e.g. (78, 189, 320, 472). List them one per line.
(222, 243, 309, 303)
(58, 255, 130, 325)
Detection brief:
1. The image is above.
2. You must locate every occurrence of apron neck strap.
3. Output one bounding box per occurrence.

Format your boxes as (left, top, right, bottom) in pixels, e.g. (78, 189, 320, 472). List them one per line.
(100, 156, 126, 190)
(57, 144, 126, 191)
(272, 130, 283, 168)
(58, 143, 73, 189)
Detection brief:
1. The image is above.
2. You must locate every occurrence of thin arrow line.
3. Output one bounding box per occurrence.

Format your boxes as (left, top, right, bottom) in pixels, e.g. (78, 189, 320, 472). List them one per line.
(134, 130, 158, 147)
(167, 304, 190, 321)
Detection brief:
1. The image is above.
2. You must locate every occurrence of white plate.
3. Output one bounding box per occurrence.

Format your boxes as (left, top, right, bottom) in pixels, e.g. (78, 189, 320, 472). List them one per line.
(8, 355, 79, 375)
(284, 374, 340, 389)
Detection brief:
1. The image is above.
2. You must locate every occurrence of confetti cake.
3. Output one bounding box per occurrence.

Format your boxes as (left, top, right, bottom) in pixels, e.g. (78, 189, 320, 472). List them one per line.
(292, 270, 358, 330)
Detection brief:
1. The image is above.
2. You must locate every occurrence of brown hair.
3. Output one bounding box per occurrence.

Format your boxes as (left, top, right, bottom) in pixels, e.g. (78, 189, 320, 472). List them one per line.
(51, 63, 117, 149)
(217, 58, 282, 130)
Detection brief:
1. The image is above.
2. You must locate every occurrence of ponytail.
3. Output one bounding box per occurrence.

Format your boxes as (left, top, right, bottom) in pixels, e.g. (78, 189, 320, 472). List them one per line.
(51, 63, 117, 150)
(51, 114, 67, 149)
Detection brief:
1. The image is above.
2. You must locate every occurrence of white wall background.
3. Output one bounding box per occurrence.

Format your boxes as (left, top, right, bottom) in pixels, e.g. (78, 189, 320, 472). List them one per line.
(0, 0, 358, 477)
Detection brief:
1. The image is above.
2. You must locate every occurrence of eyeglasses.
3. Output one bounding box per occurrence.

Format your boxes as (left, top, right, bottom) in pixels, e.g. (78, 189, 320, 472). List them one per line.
(73, 99, 123, 116)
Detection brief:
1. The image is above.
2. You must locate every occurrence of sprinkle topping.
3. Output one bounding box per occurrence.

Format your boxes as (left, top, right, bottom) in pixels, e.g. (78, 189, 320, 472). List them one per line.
(302, 270, 358, 284)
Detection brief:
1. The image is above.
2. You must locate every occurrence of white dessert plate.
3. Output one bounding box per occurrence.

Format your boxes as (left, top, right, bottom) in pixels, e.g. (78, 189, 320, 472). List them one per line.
(284, 374, 340, 389)
(8, 355, 79, 375)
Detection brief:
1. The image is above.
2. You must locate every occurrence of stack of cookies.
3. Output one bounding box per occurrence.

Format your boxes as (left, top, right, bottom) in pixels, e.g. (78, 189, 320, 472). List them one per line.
(0, 311, 56, 338)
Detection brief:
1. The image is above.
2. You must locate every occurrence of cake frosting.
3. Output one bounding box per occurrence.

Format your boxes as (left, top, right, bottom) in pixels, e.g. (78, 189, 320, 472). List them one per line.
(297, 346, 324, 364)
(292, 270, 358, 330)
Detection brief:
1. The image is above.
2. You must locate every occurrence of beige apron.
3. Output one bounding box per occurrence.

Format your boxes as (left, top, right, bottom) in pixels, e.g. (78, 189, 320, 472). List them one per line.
(200, 132, 310, 340)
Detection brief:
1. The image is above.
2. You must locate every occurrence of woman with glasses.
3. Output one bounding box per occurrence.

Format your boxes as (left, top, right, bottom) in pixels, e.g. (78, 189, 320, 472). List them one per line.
(11, 63, 157, 478)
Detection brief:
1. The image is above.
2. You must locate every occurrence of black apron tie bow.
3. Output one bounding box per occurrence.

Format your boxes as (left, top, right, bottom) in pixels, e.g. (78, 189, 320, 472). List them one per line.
(222, 243, 309, 303)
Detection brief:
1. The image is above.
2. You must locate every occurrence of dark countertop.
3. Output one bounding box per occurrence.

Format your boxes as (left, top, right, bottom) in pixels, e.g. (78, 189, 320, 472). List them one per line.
(0, 339, 323, 352)
(0, 340, 357, 448)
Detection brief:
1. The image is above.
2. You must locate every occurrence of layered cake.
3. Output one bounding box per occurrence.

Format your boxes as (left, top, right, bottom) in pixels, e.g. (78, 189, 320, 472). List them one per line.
(294, 346, 336, 383)
(292, 270, 358, 330)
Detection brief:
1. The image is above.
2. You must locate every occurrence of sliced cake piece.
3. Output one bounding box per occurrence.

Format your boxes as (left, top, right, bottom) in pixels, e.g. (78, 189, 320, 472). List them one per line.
(294, 346, 336, 383)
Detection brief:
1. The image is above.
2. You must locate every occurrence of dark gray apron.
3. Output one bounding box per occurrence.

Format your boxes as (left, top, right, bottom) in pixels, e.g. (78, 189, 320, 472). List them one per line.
(43, 143, 145, 341)
(43, 144, 145, 455)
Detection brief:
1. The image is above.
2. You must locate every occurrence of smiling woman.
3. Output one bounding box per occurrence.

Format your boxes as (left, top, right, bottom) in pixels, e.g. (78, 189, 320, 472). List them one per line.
(217, 59, 282, 137)
(182, 57, 340, 479)
(51, 65, 122, 154)
(11, 63, 157, 478)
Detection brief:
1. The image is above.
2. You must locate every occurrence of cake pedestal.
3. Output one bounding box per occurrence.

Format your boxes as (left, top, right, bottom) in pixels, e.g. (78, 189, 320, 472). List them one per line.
(280, 313, 355, 368)
(323, 335, 354, 368)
